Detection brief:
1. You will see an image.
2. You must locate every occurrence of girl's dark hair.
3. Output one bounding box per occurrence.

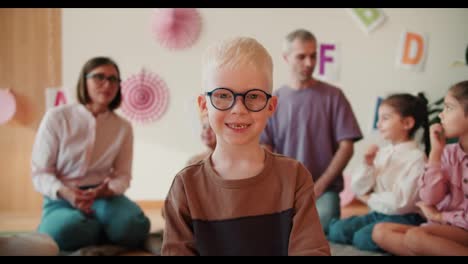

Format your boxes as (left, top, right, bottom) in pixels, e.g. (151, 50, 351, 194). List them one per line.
(76, 57, 122, 111)
(382, 93, 430, 155)
(449, 80, 468, 116)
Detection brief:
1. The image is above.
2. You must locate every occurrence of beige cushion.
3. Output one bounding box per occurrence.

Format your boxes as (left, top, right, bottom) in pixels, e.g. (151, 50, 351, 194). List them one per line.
(0, 233, 59, 256)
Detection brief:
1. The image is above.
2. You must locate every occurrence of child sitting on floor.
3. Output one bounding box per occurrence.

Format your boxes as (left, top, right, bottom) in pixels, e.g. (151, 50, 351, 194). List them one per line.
(327, 93, 430, 252)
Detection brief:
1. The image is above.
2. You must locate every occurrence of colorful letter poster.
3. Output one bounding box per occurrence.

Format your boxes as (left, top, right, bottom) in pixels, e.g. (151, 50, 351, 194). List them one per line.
(348, 8, 386, 34)
(373, 96, 383, 130)
(396, 31, 429, 71)
(315, 43, 341, 82)
(46, 88, 67, 110)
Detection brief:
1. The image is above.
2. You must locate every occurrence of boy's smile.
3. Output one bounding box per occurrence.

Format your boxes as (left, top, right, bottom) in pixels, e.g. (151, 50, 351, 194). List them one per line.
(225, 122, 251, 131)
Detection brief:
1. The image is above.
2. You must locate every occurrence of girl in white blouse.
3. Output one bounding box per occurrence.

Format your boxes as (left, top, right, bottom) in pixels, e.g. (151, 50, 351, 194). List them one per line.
(327, 93, 429, 252)
(31, 57, 150, 251)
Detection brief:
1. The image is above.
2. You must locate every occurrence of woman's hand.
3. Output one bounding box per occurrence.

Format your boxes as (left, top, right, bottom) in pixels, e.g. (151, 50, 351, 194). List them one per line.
(58, 186, 95, 214)
(92, 178, 115, 199)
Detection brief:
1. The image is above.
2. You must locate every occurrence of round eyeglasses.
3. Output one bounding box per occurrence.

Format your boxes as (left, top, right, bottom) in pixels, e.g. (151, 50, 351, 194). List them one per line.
(86, 73, 121, 85)
(205, 88, 272, 112)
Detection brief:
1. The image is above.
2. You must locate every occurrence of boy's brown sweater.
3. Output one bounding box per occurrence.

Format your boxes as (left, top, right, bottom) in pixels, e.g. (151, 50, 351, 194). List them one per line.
(162, 149, 330, 256)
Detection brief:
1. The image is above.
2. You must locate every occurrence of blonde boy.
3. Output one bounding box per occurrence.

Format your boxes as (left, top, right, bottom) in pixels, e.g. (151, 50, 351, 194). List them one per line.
(161, 37, 330, 256)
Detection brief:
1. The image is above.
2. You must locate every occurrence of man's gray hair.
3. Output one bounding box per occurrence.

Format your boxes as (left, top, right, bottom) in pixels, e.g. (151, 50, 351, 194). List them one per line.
(283, 29, 317, 54)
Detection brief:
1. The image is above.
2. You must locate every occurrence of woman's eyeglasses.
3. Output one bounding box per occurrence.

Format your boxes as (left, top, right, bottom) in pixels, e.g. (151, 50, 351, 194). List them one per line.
(86, 73, 121, 85)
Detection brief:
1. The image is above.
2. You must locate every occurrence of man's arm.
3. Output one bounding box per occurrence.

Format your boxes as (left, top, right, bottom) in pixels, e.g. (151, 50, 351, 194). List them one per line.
(313, 139, 354, 198)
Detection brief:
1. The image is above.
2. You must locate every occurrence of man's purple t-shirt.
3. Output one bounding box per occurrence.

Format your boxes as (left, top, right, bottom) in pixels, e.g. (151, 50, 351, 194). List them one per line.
(260, 81, 363, 192)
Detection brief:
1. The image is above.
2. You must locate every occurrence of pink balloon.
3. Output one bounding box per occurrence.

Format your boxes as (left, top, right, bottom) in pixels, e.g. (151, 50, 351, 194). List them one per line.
(0, 89, 16, 124)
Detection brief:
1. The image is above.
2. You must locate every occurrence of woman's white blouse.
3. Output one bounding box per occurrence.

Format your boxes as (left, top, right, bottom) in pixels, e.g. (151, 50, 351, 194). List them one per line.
(31, 104, 133, 199)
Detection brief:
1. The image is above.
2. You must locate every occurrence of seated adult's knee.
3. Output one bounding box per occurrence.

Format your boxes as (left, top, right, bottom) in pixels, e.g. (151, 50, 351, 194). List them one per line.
(106, 213, 150, 248)
(40, 217, 101, 251)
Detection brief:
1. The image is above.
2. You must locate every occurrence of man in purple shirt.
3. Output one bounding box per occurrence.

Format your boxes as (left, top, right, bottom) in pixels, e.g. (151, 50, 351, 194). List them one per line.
(261, 29, 362, 233)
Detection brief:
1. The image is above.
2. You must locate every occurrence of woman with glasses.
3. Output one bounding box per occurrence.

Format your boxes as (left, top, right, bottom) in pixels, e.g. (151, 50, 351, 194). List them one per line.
(31, 57, 150, 252)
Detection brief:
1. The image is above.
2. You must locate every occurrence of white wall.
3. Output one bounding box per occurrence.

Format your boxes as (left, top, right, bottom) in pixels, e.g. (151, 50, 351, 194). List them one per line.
(63, 8, 468, 200)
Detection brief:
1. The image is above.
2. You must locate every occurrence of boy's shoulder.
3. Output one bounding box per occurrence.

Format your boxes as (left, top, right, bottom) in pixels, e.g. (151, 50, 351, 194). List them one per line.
(267, 150, 305, 170)
(266, 150, 313, 185)
(174, 159, 207, 182)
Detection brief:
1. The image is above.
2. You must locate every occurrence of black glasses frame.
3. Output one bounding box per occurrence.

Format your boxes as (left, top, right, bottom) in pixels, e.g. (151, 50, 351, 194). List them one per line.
(205, 87, 272, 112)
(86, 73, 121, 85)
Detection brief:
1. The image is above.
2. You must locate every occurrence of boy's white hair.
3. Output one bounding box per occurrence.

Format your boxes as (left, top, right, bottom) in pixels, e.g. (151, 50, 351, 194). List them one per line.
(201, 37, 273, 92)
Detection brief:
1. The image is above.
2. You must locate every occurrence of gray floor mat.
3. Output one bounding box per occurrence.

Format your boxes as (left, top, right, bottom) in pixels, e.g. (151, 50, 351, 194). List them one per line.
(329, 242, 389, 256)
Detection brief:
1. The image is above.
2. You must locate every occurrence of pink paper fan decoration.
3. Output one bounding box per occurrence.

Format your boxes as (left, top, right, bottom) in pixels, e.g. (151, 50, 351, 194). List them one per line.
(121, 69, 169, 124)
(0, 89, 16, 125)
(151, 8, 202, 50)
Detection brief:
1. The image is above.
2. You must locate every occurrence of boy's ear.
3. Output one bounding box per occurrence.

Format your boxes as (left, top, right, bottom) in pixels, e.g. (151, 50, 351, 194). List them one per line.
(197, 94, 208, 115)
(267, 96, 278, 115)
(403, 116, 415, 131)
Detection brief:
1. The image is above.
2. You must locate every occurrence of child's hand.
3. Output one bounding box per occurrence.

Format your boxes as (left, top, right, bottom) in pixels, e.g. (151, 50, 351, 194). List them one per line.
(429, 124, 445, 163)
(364, 144, 379, 166)
(416, 201, 442, 223)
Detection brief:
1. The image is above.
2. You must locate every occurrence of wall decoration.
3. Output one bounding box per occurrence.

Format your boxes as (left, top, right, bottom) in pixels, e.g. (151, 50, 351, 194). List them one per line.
(396, 30, 429, 71)
(372, 96, 383, 130)
(151, 8, 202, 50)
(348, 8, 386, 34)
(121, 69, 169, 124)
(45, 88, 67, 110)
(314, 42, 341, 82)
(0, 89, 16, 125)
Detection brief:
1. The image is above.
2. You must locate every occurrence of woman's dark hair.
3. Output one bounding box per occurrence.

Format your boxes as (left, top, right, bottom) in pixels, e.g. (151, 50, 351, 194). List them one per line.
(382, 93, 430, 155)
(76, 56, 122, 111)
(448, 80, 468, 116)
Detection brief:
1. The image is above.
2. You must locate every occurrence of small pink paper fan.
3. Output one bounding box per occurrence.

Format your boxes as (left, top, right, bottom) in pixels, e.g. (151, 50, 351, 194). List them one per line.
(151, 8, 202, 50)
(121, 69, 169, 124)
(0, 89, 17, 125)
